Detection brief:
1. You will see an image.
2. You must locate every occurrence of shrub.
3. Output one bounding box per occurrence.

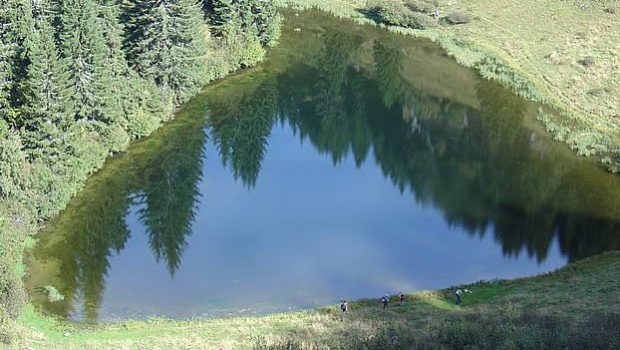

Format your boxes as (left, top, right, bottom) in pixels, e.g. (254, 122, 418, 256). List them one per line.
(0, 200, 33, 349)
(0, 120, 8, 138)
(404, 0, 436, 14)
(226, 34, 267, 69)
(578, 56, 596, 67)
(43, 286, 65, 303)
(253, 339, 307, 350)
(368, 0, 436, 29)
(446, 12, 472, 25)
(0, 310, 24, 350)
(102, 124, 130, 154)
(127, 107, 163, 139)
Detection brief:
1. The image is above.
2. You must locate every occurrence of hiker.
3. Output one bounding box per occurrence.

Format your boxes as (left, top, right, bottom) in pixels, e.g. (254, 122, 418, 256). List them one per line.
(399, 293, 406, 305)
(455, 289, 472, 306)
(455, 289, 463, 306)
(340, 299, 348, 321)
(381, 294, 389, 309)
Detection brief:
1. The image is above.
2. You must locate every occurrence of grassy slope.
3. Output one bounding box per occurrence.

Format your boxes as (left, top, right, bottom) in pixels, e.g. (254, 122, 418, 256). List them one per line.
(22, 252, 620, 349)
(275, 0, 620, 169)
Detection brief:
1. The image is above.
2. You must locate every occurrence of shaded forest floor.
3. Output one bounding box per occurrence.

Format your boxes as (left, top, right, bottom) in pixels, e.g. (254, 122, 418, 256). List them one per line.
(21, 252, 620, 349)
(275, 0, 620, 171)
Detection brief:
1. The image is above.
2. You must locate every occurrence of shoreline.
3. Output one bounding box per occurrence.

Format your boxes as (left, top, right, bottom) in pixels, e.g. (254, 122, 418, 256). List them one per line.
(22, 251, 620, 349)
(274, 0, 620, 172)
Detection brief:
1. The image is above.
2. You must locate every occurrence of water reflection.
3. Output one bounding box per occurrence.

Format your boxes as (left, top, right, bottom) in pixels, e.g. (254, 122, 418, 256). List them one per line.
(28, 11, 620, 322)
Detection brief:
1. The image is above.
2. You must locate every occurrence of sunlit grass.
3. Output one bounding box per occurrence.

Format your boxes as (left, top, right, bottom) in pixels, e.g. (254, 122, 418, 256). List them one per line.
(20, 252, 620, 349)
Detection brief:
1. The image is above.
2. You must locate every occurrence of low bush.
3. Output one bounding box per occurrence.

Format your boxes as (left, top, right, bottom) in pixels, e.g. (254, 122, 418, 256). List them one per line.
(367, 0, 437, 29)
(578, 56, 596, 67)
(0, 200, 33, 349)
(446, 11, 472, 24)
(403, 0, 436, 14)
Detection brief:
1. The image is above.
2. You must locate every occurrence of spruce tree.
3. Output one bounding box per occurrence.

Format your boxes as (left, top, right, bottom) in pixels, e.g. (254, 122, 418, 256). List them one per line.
(123, 0, 208, 104)
(96, 0, 133, 128)
(120, 0, 150, 63)
(0, 0, 34, 127)
(205, 0, 239, 38)
(251, 0, 281, 47)
(205, 0, 280, 46)
(167, 0, 208, 101)
(18, 8, 68, 157)
(0, 3, 15, 124)
(57, 0, 108, 122)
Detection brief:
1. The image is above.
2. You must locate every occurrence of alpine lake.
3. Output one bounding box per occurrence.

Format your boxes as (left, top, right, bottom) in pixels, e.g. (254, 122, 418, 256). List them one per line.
(26, 11, 620, 323)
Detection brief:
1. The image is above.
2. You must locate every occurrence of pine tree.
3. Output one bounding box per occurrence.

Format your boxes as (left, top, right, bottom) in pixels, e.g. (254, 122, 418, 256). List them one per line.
(0, 0, 34, 127)
(205, 0, 239, 38)
(205, 0, 280, 47)
(0, 3, 15, 124)
(57, 0, 108, 122)
(120, 0, 150, 63)
(96, 0, 133, 127)
(251, 0, 281, 47)
(167, 0, 208, 101)
(123, 0, 208, 103)
(18, 6, 68, 157)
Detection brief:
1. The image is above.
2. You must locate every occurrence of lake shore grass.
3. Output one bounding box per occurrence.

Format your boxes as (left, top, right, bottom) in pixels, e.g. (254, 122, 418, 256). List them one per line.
(20, 251, 620, 349)
(274, 0, 620, 171)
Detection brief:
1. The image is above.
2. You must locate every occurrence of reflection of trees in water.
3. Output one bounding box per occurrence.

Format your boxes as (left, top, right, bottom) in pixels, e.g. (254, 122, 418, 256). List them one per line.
(373, 40, 406, 109)
(314, 32, 364, 165)
(41, 171, 132, 322)
(268, 29, 619, 265)
(210, 78, 278, 187)
(36, 22, 620, 321)
(39, 114, 207, 321)
(161, 26, 620, 272)
(137, 120, 207, 275)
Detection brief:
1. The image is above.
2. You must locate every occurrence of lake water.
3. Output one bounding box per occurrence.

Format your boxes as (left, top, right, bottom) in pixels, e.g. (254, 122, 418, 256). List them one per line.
(26, 11, 620, 323)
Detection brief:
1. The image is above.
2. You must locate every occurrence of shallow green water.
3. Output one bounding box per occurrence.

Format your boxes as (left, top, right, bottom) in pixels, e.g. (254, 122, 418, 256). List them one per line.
(27, 11, 620, 323)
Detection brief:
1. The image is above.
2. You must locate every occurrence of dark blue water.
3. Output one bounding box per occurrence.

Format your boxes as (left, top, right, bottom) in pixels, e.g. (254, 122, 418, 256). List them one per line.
(27, 11, 620, 322)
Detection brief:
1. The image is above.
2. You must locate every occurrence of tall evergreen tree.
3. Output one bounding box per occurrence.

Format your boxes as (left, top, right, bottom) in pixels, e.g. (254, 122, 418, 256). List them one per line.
(57, 0, 108, 122)
(96, 0, 133, 127)
(205, 0, 239, 38)
(0, 4, 15, 124)
(251, 0, 281, 47)
(18, 3, 68, 157)
(0, 0, 34, 127)
(205, 0, 280, 46)
(123, 0, 208, 103)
